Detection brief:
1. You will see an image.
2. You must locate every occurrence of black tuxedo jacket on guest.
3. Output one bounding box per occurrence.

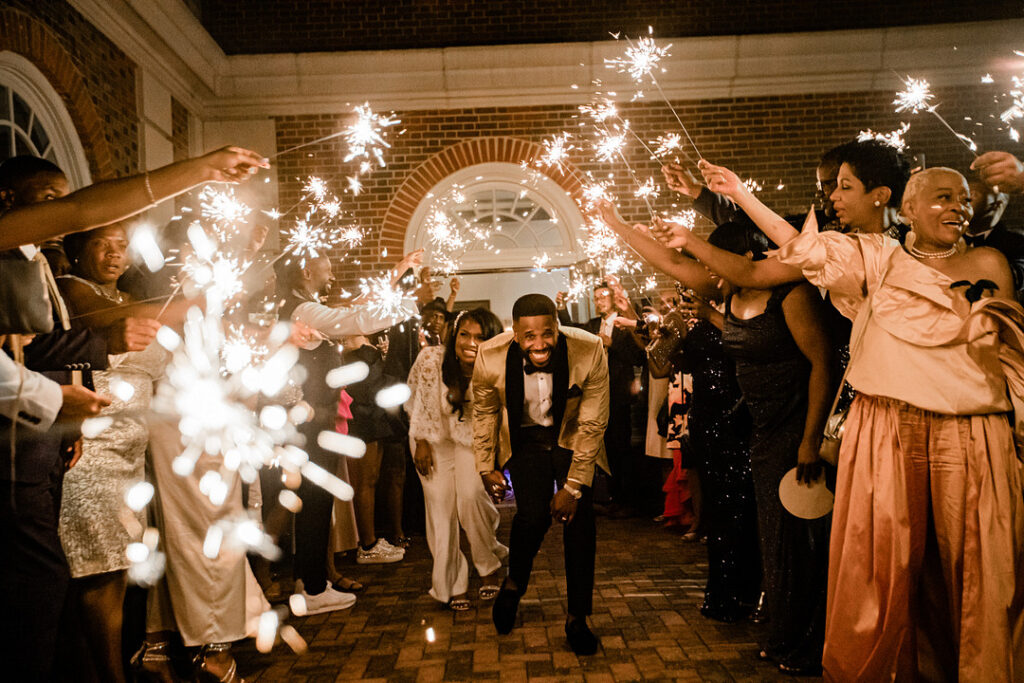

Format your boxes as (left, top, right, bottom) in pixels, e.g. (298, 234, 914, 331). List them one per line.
(471, 325, 610, 486)
(558, 310, 645, 407)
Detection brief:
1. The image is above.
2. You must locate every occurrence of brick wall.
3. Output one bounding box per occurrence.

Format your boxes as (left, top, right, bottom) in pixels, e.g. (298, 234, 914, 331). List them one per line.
(274, 84, 1023, 293)
(0, 2, 137, 180)
(199, 0, 1023, 55)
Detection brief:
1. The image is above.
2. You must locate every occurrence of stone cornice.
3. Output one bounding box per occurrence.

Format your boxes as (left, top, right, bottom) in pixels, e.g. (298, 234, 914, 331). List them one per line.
(60, 3, 1024, 119)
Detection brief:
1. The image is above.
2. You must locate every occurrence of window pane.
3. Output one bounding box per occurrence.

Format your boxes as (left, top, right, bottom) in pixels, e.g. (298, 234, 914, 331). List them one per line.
(15, 131, 33, 156)
(12, 92, 30, 132)
(30, 119, 49, 155)
(0, 86, 9, 121)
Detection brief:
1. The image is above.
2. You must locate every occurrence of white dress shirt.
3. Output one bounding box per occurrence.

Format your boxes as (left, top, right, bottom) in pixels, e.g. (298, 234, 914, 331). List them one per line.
(599, 312, 617, 339)
(521, 361, 554, 427)
(0, 350, 62, 431)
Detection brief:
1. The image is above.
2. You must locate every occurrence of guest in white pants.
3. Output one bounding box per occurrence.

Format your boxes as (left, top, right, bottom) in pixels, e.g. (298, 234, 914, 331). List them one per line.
(407, 309, 508, 610)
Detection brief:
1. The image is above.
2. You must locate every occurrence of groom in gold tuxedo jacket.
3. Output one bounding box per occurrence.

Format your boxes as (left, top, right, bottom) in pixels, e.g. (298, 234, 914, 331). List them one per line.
(472, 293, 609, 655)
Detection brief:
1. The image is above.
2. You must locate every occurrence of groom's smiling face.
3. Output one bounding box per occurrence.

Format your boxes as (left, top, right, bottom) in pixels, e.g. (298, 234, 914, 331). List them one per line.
(513, 314, 559, 368)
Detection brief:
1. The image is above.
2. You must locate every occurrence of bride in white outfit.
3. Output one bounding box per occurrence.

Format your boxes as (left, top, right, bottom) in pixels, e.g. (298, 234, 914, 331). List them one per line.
(407, 308, 508, 610)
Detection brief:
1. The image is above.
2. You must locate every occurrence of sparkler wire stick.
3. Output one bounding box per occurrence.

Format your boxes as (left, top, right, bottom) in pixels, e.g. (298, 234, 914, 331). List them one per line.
(268, 130, 348, 161)
(621, 35, 703, 160)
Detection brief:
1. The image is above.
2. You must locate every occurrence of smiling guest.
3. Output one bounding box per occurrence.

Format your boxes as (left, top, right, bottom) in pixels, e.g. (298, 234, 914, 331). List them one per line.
(776, 166, 1024, 681)
(472, 293, 609, 655)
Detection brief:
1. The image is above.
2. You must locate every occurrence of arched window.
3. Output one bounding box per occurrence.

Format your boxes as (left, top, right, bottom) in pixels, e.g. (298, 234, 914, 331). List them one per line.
(0, 52, 91, 188)
(405, 162, 595, 322)
(406, 162, 585, 270)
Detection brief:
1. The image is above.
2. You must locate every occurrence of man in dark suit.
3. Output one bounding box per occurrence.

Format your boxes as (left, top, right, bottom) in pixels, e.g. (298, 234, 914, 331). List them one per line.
(557, 282, 645, 514)
(473, 293, 609, 655)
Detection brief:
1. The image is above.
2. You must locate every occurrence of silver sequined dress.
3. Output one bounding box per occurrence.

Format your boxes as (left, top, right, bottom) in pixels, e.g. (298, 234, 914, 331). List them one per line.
(58, 276, 168, 578)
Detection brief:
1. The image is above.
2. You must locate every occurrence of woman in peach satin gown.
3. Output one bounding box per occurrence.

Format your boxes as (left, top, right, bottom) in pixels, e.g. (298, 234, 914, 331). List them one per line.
(777, 167, 1024, 682)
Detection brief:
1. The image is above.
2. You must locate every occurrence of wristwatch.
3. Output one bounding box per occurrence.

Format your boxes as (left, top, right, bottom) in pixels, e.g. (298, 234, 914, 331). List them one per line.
(562, 483, 582, 500)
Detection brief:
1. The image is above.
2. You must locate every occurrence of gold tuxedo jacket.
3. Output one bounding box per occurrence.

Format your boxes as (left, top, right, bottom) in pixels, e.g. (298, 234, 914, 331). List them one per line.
(471, 325, 610, 486)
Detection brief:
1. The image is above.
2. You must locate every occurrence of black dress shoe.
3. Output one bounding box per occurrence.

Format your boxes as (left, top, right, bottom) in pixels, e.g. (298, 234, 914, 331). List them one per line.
(492, 586, 521, 634)
(565, 618, 600, 655)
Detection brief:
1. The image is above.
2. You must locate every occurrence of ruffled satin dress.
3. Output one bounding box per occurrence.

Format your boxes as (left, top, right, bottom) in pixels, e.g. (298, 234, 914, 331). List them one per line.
(777, 227, 1024, 682)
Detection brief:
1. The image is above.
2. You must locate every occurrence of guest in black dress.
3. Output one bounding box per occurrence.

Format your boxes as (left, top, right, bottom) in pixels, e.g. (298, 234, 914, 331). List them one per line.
(678, 314, 761, 622)
(712, 223, 834, 675)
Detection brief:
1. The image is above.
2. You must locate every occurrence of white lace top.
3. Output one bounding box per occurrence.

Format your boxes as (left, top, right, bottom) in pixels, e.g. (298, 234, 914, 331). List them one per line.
(407, 345, 474, 448)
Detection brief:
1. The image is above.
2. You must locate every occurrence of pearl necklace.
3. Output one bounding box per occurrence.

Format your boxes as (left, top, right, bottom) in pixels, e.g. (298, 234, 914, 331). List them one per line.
(908, 244, 957, 259)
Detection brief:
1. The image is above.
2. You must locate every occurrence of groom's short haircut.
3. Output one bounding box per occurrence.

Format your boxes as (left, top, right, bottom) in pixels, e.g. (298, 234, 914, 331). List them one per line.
(512, 293, 557, 321)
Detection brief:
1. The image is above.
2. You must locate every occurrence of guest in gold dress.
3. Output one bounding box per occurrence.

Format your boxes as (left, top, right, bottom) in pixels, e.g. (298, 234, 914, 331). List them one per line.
(777, 167, 1024, 681)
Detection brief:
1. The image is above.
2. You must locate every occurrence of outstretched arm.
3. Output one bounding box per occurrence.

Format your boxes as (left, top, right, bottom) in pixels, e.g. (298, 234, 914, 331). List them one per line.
(594, 201, 718, 300)
(0, 146, 268, 251)
(650, 220, 805, 289)
(697, 159, 800, 246)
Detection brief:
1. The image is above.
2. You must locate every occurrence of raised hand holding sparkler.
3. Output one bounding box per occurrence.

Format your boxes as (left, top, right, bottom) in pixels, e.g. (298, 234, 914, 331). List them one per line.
(697, 159, 745, 199)
(662, 162, 702, 199)
(971, 151, 1024, 194)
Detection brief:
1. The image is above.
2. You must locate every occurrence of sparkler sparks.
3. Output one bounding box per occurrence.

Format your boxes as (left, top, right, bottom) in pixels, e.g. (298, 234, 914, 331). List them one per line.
(199, 187, 252, 241)
(651, 133, 682, 158)
(893, 76, 934, 114)
(536, 132, 577, 173)
(344, 103, 401, 169)
(892, 74, 977, 156)
(358, 275, 411, 320)
(857, 122, 911, 152)
(604, 35, 671, 83)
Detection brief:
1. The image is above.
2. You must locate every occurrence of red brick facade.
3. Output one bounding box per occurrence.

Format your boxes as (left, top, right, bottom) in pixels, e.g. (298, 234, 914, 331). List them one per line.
(275, 84, 1018, 290)
(197, 0, 1023, 55)
(0, 3, 137, 180)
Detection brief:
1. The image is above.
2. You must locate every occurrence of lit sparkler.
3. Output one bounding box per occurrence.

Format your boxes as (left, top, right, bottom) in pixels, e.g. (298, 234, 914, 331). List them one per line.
(857, 122, 911, 152)
(604, 29, 702, 159)
(344, 103, 401, 169)
(893, 74, 977, 156)
(358, 275, 410, 320)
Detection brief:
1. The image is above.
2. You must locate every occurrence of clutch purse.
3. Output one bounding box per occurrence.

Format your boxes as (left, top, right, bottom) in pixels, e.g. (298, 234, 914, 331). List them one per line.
(647, 311, 686, 371)
(0, 251, 54, 335)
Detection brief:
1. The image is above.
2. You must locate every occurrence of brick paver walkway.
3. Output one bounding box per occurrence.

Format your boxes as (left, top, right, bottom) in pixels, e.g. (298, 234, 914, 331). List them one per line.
(236, 503, 821, 682)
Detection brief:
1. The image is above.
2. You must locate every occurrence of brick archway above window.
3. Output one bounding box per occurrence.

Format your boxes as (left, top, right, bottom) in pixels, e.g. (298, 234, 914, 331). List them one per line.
(380, 136, 586, 255)
(0, 9, 115, 179)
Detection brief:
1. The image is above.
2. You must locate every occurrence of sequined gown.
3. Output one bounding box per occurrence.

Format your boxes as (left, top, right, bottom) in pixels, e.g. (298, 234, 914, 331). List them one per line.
(681, 319, 761, 619)
(721, 284, 830, 671)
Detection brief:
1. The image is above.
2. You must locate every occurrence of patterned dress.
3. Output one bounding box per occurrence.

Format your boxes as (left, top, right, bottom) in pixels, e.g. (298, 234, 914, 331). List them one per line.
(58, 276, 168, 577)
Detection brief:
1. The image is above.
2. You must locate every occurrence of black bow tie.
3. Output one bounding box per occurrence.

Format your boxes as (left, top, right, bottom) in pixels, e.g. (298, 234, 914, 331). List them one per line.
(524, 362, 552, 375)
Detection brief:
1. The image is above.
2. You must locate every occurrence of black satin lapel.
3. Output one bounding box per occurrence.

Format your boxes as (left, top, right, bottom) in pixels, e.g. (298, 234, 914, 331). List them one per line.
(505, 341, 524, 450)
(551, 333, 569, 430)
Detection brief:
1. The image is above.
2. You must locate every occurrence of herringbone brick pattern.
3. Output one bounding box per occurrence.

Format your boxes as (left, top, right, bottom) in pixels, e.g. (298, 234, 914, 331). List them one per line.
(235, 504, 818, 682)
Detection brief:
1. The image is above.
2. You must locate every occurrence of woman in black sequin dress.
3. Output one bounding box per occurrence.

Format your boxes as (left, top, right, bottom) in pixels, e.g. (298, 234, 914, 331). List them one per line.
(680, 315, 762, 621)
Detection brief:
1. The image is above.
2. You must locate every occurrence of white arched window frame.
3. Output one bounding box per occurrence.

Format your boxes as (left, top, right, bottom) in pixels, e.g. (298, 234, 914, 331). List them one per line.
(405, 162, 587, 271)
(0, 51, 91, 189)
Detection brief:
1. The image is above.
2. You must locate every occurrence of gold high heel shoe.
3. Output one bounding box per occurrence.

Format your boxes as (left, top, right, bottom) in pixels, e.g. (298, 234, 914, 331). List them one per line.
(193, 643, 244, 683)
(130, 641, 178, 682)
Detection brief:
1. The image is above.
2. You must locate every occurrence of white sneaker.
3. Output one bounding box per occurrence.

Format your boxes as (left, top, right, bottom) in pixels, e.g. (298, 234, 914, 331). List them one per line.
(291, 585, 357, 616)
(376, 538, 406, 556)
(356, 539, 404, 564)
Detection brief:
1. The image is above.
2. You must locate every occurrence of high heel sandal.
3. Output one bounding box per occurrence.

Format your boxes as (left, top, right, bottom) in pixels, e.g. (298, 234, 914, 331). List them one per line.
(130, 641, 178, 682)
(193, 643, 244, 683)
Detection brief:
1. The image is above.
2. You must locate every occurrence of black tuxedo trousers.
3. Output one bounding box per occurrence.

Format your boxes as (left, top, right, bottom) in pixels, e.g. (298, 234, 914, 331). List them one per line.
(505, 426, 595, 617)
